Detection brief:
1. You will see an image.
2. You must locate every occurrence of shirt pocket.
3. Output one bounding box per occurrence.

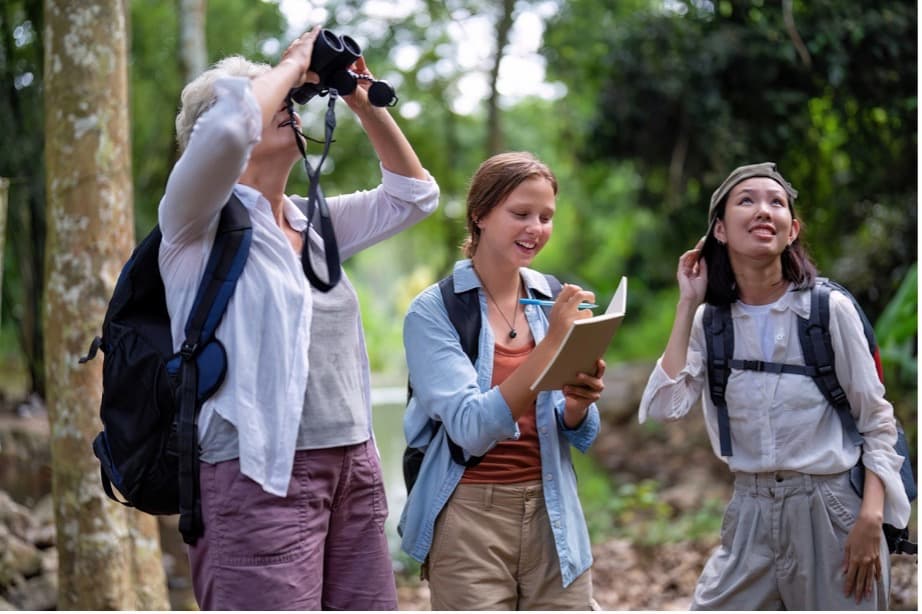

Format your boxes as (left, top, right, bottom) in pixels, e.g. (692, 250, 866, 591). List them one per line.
(773, 371, 826, 412)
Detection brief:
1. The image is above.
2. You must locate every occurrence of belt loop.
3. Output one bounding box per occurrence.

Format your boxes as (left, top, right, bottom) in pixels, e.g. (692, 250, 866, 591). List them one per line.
(803, 473, 814, 491)
(483, 483, 493, 511)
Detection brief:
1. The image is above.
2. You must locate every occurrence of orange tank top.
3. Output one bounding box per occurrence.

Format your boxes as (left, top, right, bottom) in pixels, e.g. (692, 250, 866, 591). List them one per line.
(460, 339, 542, 484)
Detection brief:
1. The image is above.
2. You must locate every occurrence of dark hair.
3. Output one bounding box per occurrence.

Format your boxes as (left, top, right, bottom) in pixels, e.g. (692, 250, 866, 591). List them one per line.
(462, 152, 558, 258)
(702, 198, 817, 306)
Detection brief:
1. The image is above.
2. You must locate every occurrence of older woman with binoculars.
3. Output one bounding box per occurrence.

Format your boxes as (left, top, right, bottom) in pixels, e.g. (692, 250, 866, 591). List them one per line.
(160, 26, 439, 609)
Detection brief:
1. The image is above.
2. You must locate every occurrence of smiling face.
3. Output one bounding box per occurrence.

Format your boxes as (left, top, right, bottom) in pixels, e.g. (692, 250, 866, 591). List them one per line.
(714, 176, 800, 263)
(474, 175, 556, 270)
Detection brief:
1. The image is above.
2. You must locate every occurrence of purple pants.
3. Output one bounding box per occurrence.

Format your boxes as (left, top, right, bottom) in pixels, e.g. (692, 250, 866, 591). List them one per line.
(188, 440, 398, 610)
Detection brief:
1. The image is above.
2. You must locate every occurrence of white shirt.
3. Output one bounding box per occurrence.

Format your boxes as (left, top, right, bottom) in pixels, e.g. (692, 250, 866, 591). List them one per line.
(157, 76, 439, 496)
(639, 286, 910, 527)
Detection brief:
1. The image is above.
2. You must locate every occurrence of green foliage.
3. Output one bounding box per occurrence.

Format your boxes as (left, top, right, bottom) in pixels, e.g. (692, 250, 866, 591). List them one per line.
(874, 263, 918, 454)
(574, 451, 724, 545)
(1, 0, 45, 394)
(543, 0, 917, 321)
(129, 0, 286, 234)
(876, 263, 918, 387)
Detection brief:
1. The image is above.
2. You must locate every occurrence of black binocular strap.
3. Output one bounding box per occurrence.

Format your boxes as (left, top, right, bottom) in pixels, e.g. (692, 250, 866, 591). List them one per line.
(288, 95, 342, 292)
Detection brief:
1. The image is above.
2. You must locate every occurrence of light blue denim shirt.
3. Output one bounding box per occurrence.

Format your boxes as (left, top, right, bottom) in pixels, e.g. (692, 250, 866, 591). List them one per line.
(398, 259, 600, 588)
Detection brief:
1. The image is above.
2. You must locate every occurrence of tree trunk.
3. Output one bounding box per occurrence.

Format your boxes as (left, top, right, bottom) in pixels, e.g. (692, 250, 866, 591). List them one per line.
(486, 0, 515, 155)
(178, 0, 208, 83)
(43, 0, 169, 609)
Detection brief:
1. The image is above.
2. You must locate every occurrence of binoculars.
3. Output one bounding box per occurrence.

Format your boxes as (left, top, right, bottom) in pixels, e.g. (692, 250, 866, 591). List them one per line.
(288, 29, 397, 107)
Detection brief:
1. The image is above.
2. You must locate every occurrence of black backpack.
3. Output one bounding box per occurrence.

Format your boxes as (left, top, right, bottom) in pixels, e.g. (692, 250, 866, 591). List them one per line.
(402, 273, 562, 494)
(704, 278, 917, 555)
(79, 195, 252, 545)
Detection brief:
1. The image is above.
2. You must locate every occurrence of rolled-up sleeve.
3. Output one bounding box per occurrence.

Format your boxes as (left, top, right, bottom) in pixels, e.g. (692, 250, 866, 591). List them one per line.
(555, 400, 600, 453)
(325, 166, 440, 259)
(639, 307, 707, 424)
(829, 293, 911, 527)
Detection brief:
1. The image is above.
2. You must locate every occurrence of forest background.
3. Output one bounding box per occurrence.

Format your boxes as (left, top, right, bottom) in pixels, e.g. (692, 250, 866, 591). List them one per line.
(0, 0, 917, 609)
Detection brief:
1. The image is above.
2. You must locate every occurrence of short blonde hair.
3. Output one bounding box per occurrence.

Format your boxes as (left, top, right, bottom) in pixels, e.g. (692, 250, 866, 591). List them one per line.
(174, 55, 271, 152)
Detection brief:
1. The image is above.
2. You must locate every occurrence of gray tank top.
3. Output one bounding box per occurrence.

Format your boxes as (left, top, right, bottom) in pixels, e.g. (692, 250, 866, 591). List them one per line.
(198, 266, 368, 463)
(295, 269, 368, 449)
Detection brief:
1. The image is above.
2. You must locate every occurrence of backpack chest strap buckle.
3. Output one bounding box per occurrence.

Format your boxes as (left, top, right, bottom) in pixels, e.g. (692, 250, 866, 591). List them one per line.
(180, 341, 198, 361)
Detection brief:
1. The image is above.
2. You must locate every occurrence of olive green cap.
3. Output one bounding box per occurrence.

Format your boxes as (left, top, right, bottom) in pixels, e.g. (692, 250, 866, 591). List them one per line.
(708, 162, 798, 230)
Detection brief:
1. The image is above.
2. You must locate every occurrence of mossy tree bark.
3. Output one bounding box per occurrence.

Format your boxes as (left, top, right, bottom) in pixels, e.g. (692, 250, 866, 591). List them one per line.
(42, 0, 169, 609)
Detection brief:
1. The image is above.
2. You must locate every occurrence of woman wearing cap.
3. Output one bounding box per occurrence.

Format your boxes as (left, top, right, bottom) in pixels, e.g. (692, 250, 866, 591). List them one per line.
(637, 162, 909, 609)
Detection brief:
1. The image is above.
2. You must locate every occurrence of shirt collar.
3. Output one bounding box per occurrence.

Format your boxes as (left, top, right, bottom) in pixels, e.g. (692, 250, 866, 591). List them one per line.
(732, 283, 811, 319)
(284, 196, 308, 232)
(451, 259, 553, 296)
(233, 185, 308, 232)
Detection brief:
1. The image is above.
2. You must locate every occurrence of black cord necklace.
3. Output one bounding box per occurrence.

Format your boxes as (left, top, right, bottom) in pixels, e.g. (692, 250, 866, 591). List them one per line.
(482, 278, 521, 339)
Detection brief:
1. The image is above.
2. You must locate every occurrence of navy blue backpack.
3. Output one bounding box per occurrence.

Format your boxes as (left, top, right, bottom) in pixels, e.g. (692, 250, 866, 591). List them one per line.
(80, 195, 251, 545)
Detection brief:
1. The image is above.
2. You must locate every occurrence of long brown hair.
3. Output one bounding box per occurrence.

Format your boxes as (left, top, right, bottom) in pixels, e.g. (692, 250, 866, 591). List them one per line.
(462, 152, 558, 258)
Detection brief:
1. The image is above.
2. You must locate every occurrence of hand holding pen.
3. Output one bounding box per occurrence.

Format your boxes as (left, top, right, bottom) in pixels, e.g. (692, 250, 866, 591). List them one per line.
(537, 284, 597, 343)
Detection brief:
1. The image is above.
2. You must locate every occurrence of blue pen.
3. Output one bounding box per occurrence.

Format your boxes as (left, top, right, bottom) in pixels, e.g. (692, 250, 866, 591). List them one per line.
(519, 298, 598, 310)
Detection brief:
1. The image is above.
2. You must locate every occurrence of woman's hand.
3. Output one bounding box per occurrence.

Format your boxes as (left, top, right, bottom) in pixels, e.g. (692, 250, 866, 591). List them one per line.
(281, 27, 322, 87)
(843, 471, 885, 605)
(341, 56, 376, 113)
(842, 510, 883, 604)
(677, 237, 708, 307)
(562, 359, 605, 428)
(660, 238, 708, 378)
(545, 284, 596, 345)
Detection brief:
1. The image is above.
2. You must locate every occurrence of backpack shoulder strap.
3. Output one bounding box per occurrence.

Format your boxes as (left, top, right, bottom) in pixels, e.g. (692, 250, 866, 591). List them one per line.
(182, 195, 253, 352)
(438, 275, 481, 365)
(820, 278, 883, 380)
(435, 274, 485, 468)
(797, 280, 863, 448)
(704, 303, 735, 457)
(177, 194, 252, 545)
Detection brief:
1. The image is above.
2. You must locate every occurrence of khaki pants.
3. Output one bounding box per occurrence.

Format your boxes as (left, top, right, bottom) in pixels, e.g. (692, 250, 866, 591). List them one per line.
(692, 470, 890, 610)
(426, 480, 593, 610)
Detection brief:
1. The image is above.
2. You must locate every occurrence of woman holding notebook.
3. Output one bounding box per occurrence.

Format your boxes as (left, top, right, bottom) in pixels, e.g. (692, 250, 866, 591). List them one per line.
(399, 151, 605, 610)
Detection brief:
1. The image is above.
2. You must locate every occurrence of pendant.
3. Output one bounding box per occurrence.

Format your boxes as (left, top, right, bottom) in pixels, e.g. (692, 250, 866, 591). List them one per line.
(509, 329, 517, 339)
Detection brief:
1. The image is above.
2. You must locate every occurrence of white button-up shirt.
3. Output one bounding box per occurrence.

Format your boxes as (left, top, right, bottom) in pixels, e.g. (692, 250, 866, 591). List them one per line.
(158, 76, 438, 496)
(639, 286, 910, 527)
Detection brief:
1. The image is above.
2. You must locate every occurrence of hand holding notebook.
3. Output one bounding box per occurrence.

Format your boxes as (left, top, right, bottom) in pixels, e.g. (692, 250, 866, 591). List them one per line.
(529, 276, 627, 392)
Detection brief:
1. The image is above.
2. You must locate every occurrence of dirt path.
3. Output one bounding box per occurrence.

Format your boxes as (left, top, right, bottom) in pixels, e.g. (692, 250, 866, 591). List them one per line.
(395, 537, 918, 610)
